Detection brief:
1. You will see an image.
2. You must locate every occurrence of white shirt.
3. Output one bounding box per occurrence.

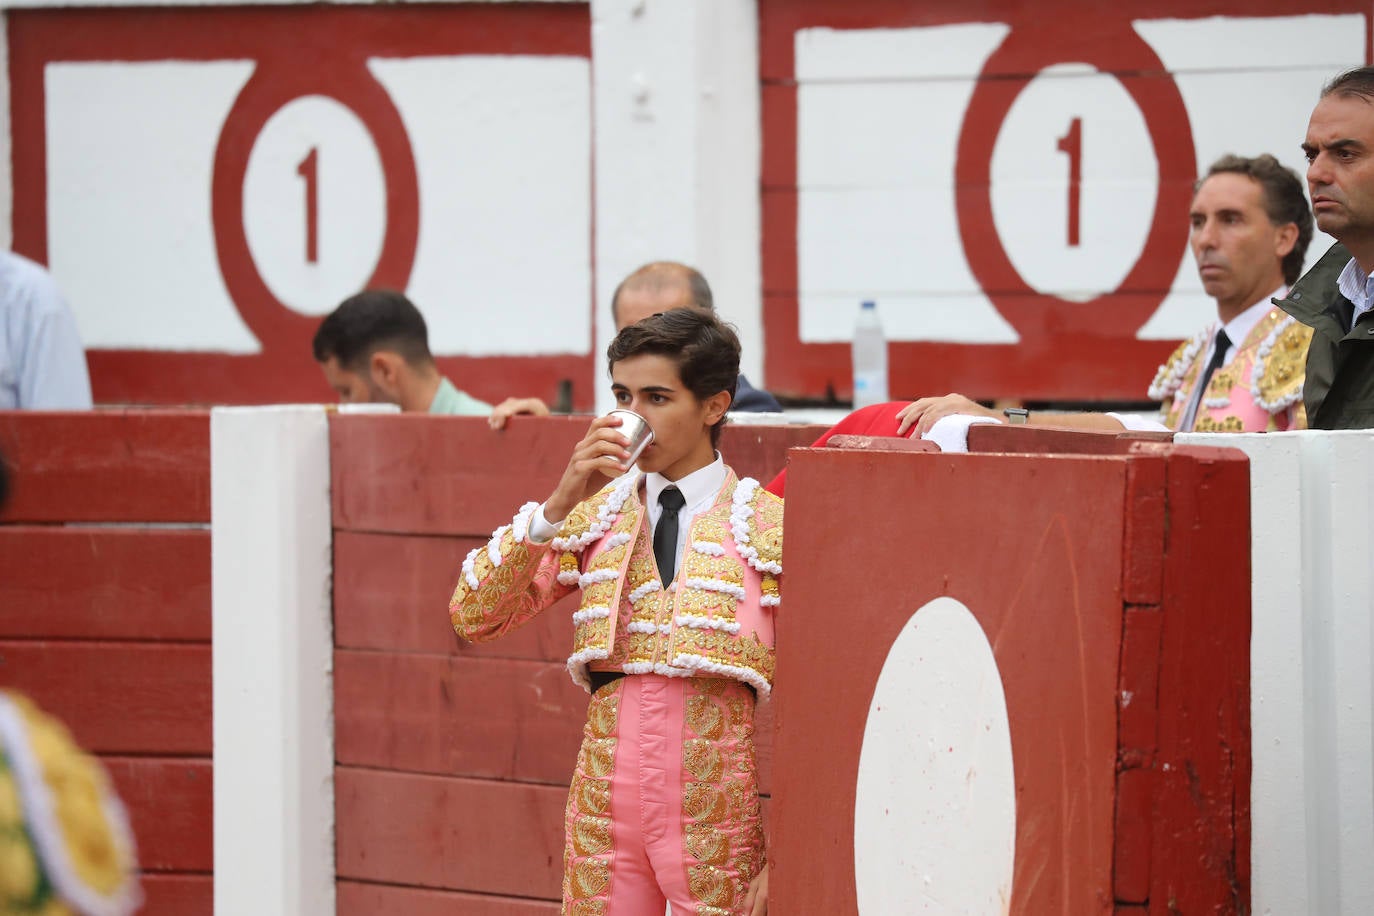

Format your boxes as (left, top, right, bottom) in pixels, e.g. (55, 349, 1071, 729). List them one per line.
(1337, 258, 1374, 330)
(529, 454, 728, 577)
(1178, 290, 1284, 432)
(642, 454, 727, 573)
(0, 252, 92, 409)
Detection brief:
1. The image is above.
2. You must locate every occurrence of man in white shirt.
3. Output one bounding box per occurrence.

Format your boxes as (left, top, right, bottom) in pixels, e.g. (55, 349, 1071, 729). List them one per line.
(0, 251, 92, 409)
(451, 308, 777, 914)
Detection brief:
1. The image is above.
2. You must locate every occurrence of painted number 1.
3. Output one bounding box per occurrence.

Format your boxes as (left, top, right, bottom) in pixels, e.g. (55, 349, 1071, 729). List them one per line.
(1056, 118, 1081, 248)
(296, 147, 319, 264)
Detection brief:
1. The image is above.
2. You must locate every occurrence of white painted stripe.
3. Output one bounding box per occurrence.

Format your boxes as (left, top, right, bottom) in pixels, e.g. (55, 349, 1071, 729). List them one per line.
(211, 406, 334, 916)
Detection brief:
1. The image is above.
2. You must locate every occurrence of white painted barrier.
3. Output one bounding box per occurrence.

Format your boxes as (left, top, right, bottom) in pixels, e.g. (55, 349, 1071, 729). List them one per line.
(1179, 429, 1374, 916)
(210, 405, 334, 916)
(590, 0, 763, 411)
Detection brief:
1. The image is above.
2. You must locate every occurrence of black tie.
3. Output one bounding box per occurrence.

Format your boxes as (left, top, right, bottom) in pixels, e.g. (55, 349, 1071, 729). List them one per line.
(1198, 329, 1232, 395)
(654, 487, 686, 587)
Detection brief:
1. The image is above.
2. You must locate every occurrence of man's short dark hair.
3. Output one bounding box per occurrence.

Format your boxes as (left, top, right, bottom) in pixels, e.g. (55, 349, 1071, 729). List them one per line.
(607, 307, 740, 447)
(1203, 154, 1313, 286)
(610, 262, 713, 324)
(1322, 66, 1374, 105)
(311, 289, 433, 370)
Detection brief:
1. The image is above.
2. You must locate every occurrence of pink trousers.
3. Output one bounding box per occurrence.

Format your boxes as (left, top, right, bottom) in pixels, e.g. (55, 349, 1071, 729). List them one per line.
(562, 674, 764, 916)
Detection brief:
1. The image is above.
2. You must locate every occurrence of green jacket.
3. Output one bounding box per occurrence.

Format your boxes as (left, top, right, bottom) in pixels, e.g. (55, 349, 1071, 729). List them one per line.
(1276, 241, 1374, 429)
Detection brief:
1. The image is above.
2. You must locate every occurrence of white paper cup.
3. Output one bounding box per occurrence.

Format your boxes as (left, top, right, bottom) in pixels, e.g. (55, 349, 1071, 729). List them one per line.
(605, 409, 655, 466)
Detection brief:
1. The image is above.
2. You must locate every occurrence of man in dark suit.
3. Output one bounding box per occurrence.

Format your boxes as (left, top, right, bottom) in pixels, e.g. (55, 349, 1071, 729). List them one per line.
(489, 261, 782, 427)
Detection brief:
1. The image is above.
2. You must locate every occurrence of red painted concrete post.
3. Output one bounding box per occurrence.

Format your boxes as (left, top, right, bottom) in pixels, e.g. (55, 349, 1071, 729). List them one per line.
(770, 436, 1250, 914)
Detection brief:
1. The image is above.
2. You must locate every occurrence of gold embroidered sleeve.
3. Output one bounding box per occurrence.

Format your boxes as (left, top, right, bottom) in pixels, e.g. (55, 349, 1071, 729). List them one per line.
(751, 491, 784, 573)
(1255, 321, 1313, 414)
(450, 506, 576, 643)
(0, 691, 139, 915)
(1147, 336, 1200, 402)
(1288, 400, 1309, 431)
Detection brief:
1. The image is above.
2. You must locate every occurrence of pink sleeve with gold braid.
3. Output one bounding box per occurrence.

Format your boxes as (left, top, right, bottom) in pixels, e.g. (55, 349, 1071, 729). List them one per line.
(449, 501, 576, 643)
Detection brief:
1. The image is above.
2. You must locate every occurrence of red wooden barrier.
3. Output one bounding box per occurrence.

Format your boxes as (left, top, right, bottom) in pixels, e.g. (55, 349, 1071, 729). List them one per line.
(337, 882, 558, 916)
(0, 527, 210, 641)
(329, 414, 824, 910)
(0, 409, 213, 914)
(771, 432, 1251, 914)
(0, 410, 210, 522)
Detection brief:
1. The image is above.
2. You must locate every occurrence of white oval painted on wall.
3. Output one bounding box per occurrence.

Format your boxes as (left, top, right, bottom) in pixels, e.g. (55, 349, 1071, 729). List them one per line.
(243, 94, 387, 316)
(854, 596, 1016, 914)
(990, 62, 1157, 302)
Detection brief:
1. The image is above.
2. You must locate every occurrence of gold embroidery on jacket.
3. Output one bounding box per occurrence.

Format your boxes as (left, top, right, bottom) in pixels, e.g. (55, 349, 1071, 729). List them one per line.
(1256, 320, 1313, 410)
(566, 474, 778, 692)
(1193, 415, 1246, 433)
(750, 494, 784, 570)
(673, 630, 777, 684)
(1205, 367, 1238, 401)
(690, 555, 746, 583)
(677, 588, 737, 617)
(693, 519, 731, 545)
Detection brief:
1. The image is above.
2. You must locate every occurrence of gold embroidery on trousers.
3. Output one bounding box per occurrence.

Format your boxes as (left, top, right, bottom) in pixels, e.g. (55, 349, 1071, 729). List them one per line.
(564, 689, 619, 914)
(681, 680, 765, 913)
(573, 775, 612, 817)
(688, 864, 738, 909)
(586, 694, 619, 738)
(725, 697, 753, 735)
(570, 858, 611, 898)
(683, 782, 730, 824)
(683, 738, 724, 781)
(685, 695, 725, 740)
(583, 739, 616, 781)
(685, 823, 731, 865)
(572, 815, 612, 856)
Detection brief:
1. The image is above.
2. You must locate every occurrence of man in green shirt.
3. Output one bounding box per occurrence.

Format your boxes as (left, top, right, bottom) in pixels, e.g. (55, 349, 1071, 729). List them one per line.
(312, 289, 492, 416)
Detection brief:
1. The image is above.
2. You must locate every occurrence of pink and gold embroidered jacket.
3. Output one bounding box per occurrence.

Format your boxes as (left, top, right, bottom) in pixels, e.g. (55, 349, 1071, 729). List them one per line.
(450, 469, 783, 696)
(1149, 306, 1313, 433)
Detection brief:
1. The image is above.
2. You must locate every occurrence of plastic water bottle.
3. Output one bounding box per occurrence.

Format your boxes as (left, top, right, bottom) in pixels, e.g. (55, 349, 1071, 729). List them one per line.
(851, 300, 889, 409)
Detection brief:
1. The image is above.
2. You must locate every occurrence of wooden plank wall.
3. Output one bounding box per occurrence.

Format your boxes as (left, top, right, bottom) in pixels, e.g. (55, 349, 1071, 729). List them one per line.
(0, 410, 214, 913)
(330, 414, 825, 912)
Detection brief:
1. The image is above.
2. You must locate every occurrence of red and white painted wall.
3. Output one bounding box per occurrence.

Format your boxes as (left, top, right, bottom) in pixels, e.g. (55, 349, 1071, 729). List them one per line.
(763, 0, 1363, 400)
(0, 0, 1365, 408)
